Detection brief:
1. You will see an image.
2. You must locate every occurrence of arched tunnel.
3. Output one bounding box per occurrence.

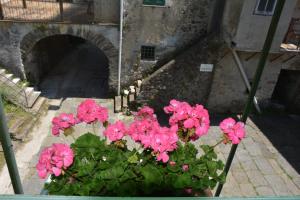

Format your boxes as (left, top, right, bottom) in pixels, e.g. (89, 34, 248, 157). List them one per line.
(23, 34, 110, 99)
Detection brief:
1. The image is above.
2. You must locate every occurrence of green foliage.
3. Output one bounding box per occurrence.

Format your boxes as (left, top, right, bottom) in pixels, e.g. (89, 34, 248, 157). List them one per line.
(45, 133, 225, 196)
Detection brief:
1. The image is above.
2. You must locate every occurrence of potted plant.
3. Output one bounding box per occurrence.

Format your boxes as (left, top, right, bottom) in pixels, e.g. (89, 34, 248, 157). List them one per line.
(36, 99, 245, 196)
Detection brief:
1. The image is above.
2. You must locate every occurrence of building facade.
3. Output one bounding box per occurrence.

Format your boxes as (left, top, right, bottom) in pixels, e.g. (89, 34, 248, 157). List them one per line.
(0, 0, 299, 113)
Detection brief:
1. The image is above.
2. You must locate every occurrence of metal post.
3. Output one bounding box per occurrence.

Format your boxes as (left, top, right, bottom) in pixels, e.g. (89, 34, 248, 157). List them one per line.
(231, 49, 261, 114)
(0, 1, 4, 20)
(0, 95, 24, 194)
(59, 0, 64, 21)
(215, 0, 286, 196)
(117, 0, 124, 96)
(22, 0, 27, 9)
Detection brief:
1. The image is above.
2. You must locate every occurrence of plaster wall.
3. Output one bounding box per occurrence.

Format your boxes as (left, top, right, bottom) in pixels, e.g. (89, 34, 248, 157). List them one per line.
(223, 0, 298, 52)
(207, 50, 300, 113)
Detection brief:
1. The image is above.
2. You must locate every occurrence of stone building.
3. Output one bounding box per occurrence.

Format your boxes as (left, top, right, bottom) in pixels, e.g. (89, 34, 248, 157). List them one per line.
(0, 0, 299, 113)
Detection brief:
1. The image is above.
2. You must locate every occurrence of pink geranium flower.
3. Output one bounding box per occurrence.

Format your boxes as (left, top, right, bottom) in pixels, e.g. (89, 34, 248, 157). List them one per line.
(36, 143, 74, 179)
(51, 113, 77, 136)
(164, 100, 210, 142)
(77, 99, 108, 124)
(220, 118, 246, 144)
(104, 121, 127, 142)
(182, 164, 189, 172)
(128, 106, 179, 163)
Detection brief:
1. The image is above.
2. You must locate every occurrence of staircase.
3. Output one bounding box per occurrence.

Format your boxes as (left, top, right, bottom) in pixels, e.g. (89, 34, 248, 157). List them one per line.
(0, 68, 46, 113)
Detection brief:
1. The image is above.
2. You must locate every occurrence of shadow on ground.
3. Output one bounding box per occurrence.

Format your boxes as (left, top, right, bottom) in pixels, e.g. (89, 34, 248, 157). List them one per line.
(157, 108, 300, 174)
(250, 114, 300, 174)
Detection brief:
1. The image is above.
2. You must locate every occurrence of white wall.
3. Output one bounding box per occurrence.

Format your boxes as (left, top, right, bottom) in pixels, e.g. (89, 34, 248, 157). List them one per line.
(234, 0, 297, 52)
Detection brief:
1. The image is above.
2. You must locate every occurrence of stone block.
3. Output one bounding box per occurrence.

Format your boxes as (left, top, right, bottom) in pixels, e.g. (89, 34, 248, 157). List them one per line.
(122, 95, 128, 108)
(240, 183, 257, 197)
(256, 186, 275, 196)
(254, 157, 276, 175)
(129, 94, 135, 103)
(265, 174, 291, 196)
(114, 96, 122, 113)
(246, 170, 268, 187)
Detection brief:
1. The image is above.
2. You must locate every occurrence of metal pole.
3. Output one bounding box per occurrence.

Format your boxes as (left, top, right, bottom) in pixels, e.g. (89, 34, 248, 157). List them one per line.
(0, 95, 23, 194)
(59, 0, 64, 21)
(231, 49, 261, 114)
(117, 0, 124, 96)
(215, 0, 286, 196)
(0, 1, 4, 20)
(22, 0, 27, 9)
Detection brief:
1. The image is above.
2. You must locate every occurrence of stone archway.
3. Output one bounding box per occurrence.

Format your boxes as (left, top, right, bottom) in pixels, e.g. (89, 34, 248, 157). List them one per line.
(20, 26, 119, 94)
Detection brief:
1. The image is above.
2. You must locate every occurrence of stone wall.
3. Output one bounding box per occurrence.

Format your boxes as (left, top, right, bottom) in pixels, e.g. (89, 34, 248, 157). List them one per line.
(137, 36, 224, 112)
(0, 21, 119, 91)
(121, 0, 214, 85)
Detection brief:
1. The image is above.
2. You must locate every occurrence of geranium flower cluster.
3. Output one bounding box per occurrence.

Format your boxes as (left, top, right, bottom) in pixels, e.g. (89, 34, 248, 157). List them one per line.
(104, 120, 126, 142)
(36, 143, 74, 179)
(51, 99, 108, 136)
(220, 118, 245, 144)
(164, 100, 210, 141)
(77, 99, 108, 124)
(52, 113, 77, 136)
(128, 106, 178, 163)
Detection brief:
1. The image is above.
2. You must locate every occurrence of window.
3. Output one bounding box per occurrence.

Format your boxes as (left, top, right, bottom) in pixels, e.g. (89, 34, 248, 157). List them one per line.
(143, 0, 165, 6)
(254, 0, 277, 15)
(141, 46, 155, 60)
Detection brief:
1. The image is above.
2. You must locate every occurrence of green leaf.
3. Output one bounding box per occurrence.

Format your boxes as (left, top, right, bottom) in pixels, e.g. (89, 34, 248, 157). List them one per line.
(128, 154, 138, 164)
(119, 170, 137, 182)
(190, 163, 206, 178)
(140, 164, 163, 186)
(73, 133, 102, 148)
(99, 166, 124, 180)
(207, 161, 218, 175)
(173, 173, 192, 189)
(76, 160, 96, 177)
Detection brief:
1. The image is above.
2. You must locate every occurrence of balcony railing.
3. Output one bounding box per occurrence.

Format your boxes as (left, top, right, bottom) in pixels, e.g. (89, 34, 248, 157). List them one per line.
(0, 0, 101, 24)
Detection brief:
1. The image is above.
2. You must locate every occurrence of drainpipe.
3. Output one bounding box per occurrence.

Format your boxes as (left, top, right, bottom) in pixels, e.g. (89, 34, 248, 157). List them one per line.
(117, 0, 124, 96)
(231, 49, 261, 114)
(0, 95, 23, 194)
(215, 0, 286, 196)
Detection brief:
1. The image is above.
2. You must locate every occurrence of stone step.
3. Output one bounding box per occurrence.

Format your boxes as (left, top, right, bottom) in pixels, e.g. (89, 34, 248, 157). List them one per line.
(24, 87, 34, 97)
(27, 91, 41, 108)
(12, 78, 20, 85)
(31, 96, 46, 114)
(0, 69, 5, 75)
(5, 74, 13, 80)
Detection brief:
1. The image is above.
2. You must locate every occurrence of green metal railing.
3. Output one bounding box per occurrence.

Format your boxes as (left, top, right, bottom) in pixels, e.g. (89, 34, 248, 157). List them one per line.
(0, 197, 300, 200)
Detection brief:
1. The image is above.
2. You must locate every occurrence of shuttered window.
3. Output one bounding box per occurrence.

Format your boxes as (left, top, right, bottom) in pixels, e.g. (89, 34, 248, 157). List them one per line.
(143, 0, 165, 6)
(254, 0, 277, 15)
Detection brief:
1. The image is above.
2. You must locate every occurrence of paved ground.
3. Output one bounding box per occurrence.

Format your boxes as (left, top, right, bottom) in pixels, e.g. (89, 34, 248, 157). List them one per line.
(19, 111, 300, 197)
(1, 42, 300, 196)
(1, 100, 300, 196)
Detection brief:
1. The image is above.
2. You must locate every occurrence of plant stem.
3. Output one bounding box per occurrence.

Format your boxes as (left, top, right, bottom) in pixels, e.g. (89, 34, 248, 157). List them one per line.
(64, 170, 84, 183)
(212, 139, 224, 148)
(92, 122, 96, 135)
